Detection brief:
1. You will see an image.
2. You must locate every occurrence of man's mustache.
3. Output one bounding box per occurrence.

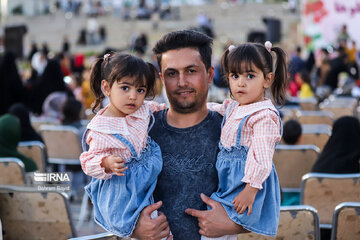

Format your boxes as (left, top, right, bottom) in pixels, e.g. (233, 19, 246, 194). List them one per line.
(174, 88, 196, 94)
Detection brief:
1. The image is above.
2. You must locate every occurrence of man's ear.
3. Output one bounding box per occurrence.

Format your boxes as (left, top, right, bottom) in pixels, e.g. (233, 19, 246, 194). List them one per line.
(207, 66, 215, 84)
(101, 80, 111, 97)
(264, 72, 274, 89)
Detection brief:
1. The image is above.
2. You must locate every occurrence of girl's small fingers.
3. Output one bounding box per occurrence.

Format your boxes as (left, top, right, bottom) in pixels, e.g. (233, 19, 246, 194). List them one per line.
(115, 172, 125, 176)
(248, 206, 252, 216)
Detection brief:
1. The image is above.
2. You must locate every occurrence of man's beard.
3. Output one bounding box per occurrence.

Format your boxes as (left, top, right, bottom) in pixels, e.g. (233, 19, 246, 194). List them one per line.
(167, 88, 208, 114)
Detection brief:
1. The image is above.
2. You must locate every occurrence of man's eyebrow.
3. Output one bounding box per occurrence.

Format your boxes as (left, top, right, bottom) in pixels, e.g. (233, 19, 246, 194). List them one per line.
(164, 64, 200, 72)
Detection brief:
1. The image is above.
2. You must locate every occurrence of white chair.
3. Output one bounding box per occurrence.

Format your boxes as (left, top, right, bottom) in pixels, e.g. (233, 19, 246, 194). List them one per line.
(300, 173, 360, 229)
(240, 205, 320, 240)
(39, 125, 82, 165)
(331, 202, 360, 240)
(17, 141, 47, 172)
(0, 158, 27, 185)
(0, 185, 77, 239)
(273, 144, 320, 191)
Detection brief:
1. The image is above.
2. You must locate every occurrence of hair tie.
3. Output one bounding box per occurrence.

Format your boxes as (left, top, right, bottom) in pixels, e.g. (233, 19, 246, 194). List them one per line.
(264, 41, 272, 53)
(228, 45, 236, 52)
(103, 53, 110, 61)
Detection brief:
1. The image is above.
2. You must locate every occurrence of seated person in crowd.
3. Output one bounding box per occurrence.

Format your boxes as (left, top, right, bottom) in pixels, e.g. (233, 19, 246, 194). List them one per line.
(312, 116, 360, 173)
(0, 114, 37, 172)
(8, 103, 44, 143)
(282, 119, 302, 145)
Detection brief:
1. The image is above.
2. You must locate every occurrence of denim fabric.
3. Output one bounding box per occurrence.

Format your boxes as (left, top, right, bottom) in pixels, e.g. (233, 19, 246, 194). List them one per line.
(210, 114, 281, 237)
(150, 110, 222, 240)
(83, 112, 163, 237)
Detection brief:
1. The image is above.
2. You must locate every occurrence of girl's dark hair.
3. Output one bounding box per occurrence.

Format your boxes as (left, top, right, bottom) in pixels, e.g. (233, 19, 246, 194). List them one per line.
(221, 42, 288, 106)
(89, 52, 157, 113)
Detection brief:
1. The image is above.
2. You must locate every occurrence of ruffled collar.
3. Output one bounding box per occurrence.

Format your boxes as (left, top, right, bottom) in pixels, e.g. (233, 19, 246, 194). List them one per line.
(87, 104, 149, 135)
(228, 98, 278, 120)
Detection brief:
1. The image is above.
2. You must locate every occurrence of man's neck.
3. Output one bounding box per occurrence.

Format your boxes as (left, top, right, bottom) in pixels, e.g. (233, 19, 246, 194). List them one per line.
(166, 106, 209, 128)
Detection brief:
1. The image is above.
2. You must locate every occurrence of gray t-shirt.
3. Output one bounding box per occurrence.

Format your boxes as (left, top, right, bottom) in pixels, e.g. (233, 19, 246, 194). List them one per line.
(149, 109, 222, 240)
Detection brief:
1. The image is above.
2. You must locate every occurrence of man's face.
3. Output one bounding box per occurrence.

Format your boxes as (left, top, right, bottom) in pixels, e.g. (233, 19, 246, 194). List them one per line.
(159, 48, 213, 113)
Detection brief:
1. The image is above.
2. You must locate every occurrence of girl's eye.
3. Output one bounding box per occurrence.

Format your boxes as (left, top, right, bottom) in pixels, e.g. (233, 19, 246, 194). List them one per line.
(137, 88, 146, 93)
(121, 86, 129, 91)
(231, 73, 239, 79)
(247, 74, 255, 79)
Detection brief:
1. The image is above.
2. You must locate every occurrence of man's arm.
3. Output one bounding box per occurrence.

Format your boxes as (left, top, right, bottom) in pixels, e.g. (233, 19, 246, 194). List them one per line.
(185, 194, 249, 238)
(131, 201, 172, 240)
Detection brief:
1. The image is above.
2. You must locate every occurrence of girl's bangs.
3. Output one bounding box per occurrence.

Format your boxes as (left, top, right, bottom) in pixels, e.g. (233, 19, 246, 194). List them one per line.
(227, 46, 263, 74)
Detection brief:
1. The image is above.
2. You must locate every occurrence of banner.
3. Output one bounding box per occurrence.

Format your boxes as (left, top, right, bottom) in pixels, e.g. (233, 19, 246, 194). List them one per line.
(301, 0, 360, 50)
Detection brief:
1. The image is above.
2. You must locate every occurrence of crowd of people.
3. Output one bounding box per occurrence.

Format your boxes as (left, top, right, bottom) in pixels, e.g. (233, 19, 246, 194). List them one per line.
(0, 22, 359, 239)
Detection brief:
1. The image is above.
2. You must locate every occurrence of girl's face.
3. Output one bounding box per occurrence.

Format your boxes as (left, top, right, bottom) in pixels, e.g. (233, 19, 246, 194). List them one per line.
(102, 76, 147, 117)
(228, 63, 273, 106)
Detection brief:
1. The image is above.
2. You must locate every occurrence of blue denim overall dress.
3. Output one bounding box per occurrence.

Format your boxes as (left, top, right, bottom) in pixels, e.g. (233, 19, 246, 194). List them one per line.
(82, 111, 163, 237)
(210, 107, 281, 237)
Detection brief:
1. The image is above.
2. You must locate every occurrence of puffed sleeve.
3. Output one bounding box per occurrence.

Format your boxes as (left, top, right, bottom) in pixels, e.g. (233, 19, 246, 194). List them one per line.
(207, 98, 235, 116)
(80, 131, 116, 180)
(145, 101, 167, 113)
(241, 110, 281, 189)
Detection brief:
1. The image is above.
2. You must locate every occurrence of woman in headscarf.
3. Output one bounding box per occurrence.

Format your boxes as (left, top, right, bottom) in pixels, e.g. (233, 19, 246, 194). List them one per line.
(311, 116, 360, 173)
(0, 114, 37, 172)
(0, 51, 28, 115)
(8, 103, 44, 143)
(30, 59, 68, 115)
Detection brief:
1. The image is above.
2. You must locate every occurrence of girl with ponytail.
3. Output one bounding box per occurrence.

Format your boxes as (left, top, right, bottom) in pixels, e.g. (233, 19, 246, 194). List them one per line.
(80, 52, 169, 238)
(205, 41, 288, 239)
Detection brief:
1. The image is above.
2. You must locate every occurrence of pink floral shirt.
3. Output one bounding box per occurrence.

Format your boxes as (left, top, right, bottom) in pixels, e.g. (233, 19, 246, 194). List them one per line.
(208, 99, 281, 189)
(80, 101, 165, 180)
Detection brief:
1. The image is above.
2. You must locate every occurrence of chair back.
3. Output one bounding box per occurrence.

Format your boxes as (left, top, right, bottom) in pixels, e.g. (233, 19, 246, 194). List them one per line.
(296, 110, 334, 125)
(0, 185, 76, 239)
(331, 202, 360, 240)
(0, 158, 26, 185)
(300, 124, 332, 151)
(240, 205, 320, 240)
(273, 145, 319, 190)
(319, 96, 357, 119)
(300, 173, 360, 227)
(17, 141, 47, 172)
(40, 125, 82, 165)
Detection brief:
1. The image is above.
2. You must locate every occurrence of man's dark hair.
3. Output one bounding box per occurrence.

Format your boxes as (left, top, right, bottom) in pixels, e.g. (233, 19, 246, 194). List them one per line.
(283, 119, 302, 145)
(152, 30, 213, 71)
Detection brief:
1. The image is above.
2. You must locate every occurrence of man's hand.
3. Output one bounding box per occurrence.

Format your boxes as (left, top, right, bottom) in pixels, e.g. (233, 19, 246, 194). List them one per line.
(185, 193, 248, 238)
(132, 201, 172, 240)
(101, 156, 127, 176)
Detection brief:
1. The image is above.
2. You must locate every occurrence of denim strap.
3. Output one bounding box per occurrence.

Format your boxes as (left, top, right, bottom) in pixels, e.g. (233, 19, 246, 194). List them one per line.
(221, 103, 236, 128)
(235, 115, 250, 147)
(82, 129, 90, 151)
(111, 134, 138, 158)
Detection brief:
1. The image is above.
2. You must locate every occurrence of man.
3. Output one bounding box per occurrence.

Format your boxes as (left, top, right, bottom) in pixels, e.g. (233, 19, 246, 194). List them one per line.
(132, 30, 247, 239)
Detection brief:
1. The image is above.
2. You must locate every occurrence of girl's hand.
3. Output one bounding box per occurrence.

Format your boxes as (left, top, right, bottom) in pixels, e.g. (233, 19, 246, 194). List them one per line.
(101, 156, 128, 176)
(232, 183, 259, 216)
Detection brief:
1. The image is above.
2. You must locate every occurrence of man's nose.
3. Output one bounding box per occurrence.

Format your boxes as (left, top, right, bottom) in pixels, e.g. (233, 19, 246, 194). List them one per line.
(177, 72, 188, 87)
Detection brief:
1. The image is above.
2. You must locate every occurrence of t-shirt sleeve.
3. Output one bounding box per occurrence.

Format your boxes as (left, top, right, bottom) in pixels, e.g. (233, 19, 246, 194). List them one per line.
(241, 110, 281, 189)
